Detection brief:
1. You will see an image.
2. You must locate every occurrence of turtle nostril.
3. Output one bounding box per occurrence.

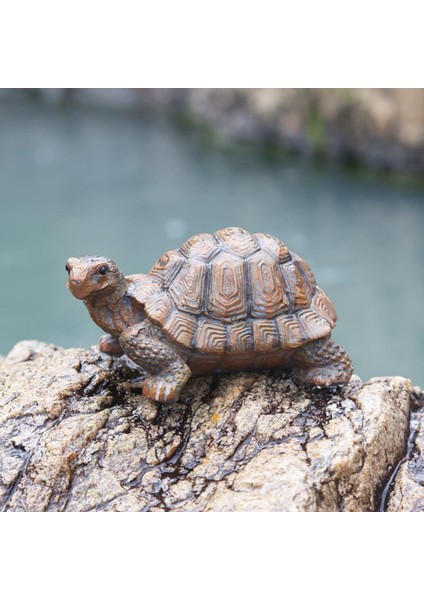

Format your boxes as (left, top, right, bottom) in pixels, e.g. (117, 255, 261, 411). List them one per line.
(71, 279, 81, 286)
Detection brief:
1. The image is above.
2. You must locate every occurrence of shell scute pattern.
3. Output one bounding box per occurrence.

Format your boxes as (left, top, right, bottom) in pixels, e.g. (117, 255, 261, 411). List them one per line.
(296, 308, 331, 340)
(206, 252, 247, 321)
(143, 292, 173, 326)
(180, 233, 219, 262)
(249, 250, 289, 318)
(143, 228, 336, 353)
(127, 273, 161, 305)
(215, 227, 260, 258)
(169, 259, 207, 315)
(163, 311, 197, 347)
(275, 315, 306, 349)
(280, 261, 314, 308)
(255, 232, 291, 263)
(252, 320, 279, 352)
(149, 250, 185, 286)
(195, 319, 227, 354)
(227, 321, 253, 353)
(311, 288, 338, 327)
(295, 255, 316, 287)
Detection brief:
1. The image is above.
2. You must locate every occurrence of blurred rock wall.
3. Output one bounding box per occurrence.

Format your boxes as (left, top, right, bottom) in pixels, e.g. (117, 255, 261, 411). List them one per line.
(4, 88, 424, 175)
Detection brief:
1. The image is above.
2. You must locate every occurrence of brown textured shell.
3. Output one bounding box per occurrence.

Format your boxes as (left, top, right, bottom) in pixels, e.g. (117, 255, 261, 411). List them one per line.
(140, 227, 337, 354)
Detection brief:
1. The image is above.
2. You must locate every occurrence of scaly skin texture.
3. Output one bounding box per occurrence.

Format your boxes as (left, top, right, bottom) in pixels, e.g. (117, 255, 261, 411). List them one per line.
(119, 321, 191, 403)
(293, 337, 353, 387)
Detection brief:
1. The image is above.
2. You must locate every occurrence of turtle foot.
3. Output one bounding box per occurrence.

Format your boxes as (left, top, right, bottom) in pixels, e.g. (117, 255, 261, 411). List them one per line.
(293, 338, 353, 389)
(142, 375, 184, 404)
(293, 365, 351, 388)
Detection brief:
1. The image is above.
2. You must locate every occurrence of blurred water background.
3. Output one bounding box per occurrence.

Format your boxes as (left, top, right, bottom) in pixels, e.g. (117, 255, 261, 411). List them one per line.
(0, 99, 423, 385)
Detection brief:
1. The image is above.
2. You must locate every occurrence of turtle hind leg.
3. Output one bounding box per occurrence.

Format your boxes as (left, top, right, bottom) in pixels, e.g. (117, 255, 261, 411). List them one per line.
(119, 321, 191, 404)
(293, 337, 353, 387)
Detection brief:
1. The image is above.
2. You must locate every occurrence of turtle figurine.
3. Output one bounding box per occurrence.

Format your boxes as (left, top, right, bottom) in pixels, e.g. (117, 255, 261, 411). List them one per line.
(66, 227, 353, 403)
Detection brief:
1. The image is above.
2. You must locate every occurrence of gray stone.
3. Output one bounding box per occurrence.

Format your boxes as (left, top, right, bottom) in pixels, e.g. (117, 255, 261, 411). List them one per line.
(386, 387, 424, 512)
(0, 340, 415, 512)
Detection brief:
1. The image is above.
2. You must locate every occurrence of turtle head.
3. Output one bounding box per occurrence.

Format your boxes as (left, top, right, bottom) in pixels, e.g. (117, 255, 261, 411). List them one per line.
(66, 256, 124, 300)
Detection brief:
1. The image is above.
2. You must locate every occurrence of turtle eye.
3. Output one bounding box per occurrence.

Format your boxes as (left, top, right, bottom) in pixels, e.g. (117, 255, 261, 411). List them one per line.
(98, 265, 108, 275)
(65, 264, 71, 274)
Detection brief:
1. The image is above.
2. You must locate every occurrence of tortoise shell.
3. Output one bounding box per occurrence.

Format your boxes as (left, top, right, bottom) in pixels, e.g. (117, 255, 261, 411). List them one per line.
(132, 227, 337, 354)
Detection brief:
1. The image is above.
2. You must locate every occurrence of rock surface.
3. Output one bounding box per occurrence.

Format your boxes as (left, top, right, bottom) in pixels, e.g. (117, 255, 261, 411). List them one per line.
(0, 340, 415, 512)
(386, 388, 424, 512)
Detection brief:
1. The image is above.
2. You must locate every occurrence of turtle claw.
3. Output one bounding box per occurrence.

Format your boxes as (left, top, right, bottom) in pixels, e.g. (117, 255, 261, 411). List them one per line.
(142, 376, 182, 404)
(301, 366, 349, 388)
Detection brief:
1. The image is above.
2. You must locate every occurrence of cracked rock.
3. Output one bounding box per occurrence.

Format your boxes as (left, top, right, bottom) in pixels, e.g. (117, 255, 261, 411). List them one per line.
(386, 388, 424, 512)
(0, 340, 415, 512)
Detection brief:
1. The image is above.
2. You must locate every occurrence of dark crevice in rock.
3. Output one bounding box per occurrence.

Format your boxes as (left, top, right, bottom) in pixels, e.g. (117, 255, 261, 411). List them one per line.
(384, 402, 424, 512)
(377, 387, 424, 512)
(378, 417, 418, 512)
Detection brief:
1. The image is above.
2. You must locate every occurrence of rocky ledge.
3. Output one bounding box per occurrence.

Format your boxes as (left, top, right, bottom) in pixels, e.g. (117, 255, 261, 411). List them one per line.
(0, 340, 421, 512)
(386, 390, 424, 512)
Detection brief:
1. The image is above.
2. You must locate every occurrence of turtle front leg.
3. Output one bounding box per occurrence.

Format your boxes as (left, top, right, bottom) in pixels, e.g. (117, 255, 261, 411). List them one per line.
(119, 321, 191, 404)
(293, 336, 353, 387)
(99, 334, 123, 355)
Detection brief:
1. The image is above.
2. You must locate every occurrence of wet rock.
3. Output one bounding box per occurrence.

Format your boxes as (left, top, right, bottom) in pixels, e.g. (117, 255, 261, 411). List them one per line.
(0, 340, 415, 512)
(386, 387, 424, 512)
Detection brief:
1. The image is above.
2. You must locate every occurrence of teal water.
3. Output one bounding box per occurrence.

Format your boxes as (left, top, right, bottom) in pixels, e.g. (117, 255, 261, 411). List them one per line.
(0, 102, 423, 386)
